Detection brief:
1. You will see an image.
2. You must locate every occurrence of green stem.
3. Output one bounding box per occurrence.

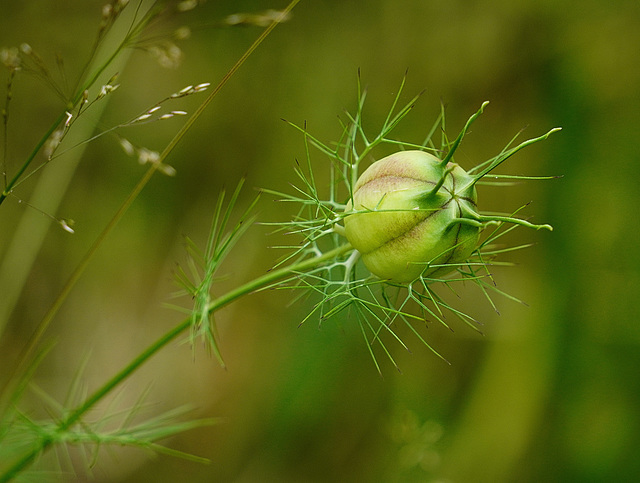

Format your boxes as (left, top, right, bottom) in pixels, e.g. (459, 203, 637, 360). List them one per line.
(0, 242, 351, 482)
(477, 214, 553, 231)
(453, 215, 552, 231)
(0, 111, 65, 205)
(207, 243, 352, 312)
(426, 166, 455, 198)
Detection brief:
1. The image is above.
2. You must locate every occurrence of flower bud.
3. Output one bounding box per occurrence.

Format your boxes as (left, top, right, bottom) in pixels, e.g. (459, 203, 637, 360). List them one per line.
(344, 150, 481, 282)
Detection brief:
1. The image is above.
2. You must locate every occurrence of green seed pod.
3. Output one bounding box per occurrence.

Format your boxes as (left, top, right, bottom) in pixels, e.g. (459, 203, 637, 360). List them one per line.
(344, 150, 481, 282)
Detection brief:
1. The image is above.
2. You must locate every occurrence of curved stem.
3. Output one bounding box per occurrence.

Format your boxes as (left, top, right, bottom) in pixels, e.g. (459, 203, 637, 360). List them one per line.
(453, 214, 553, 231)
(476, 214, 553, 231)
(0, 242, 352, 482)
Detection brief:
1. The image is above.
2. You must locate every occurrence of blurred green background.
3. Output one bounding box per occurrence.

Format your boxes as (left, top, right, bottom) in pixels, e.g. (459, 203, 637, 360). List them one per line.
(1, 0, 639, 481)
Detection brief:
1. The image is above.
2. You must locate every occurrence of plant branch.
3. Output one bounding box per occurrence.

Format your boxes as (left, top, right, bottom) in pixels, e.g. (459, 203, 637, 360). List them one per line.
(0, 242, 351, 482)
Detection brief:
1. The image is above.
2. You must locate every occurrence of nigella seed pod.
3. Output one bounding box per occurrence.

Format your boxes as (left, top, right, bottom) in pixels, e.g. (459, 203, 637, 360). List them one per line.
(344, 150, 481, 282)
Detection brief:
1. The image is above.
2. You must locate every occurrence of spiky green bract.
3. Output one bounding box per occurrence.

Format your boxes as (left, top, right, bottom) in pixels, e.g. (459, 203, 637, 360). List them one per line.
(269, 73, 559, 371)
(172, 179, 259, 366)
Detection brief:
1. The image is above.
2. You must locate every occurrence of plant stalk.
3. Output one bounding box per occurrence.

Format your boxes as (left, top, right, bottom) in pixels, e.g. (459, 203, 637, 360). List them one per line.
(0, 242, 351, 482)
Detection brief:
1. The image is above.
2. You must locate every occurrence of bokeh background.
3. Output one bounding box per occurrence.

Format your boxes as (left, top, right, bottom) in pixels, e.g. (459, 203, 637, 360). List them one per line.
(1, 0, 639, 481)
